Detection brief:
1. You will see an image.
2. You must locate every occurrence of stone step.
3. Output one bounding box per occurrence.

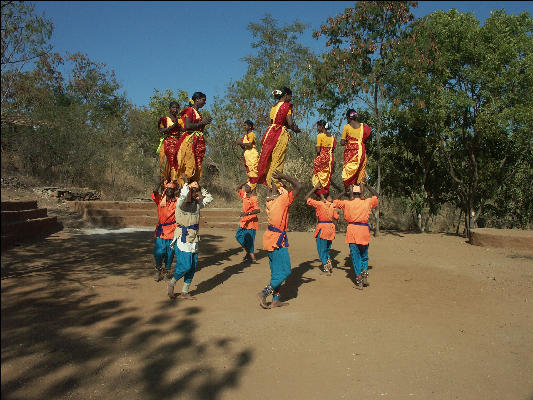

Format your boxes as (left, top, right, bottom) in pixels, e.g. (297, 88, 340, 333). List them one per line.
(68, 201, 154, 211)
(1, 208, 48, 224)
(1, 216, 61, 248)
(83, 208, 155, 217)
(83, 215, 268, 230)
(1, 201, 38, 211)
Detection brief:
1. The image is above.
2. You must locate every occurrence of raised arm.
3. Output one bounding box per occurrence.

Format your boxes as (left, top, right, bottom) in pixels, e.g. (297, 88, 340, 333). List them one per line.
(273, 172, 303, 197)
(198, 187, 213, 208)
(305, 183, 321, 200)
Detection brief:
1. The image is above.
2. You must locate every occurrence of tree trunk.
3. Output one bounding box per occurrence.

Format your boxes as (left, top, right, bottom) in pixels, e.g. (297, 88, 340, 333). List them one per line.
(373, 83, 381, 236)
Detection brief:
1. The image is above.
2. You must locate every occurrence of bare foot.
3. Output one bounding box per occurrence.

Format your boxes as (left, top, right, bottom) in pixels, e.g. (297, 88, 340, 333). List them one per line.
(177, 293, 197, 300)
(271, 300, 289, 308)
(257, 292, 270, 309)
(168, 283, 176, 299)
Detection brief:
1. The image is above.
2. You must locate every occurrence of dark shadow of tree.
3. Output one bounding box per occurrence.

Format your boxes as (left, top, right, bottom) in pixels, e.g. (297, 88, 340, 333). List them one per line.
(1, 231, 253, 399)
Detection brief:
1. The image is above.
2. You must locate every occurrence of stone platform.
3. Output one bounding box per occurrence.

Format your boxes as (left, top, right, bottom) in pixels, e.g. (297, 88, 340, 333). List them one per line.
(1, 201, 61, 249)
(470, 228, 533, 252)
(68, 201, 268, 230)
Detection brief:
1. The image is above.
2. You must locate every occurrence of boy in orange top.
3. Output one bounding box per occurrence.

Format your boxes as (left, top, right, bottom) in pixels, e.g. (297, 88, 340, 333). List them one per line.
(152, 180, 177, 282)
(333, 183, 379, 290)
(305, 183, 339, 275)
(257, 171, 302, 309)
(235, 181, 260, 263)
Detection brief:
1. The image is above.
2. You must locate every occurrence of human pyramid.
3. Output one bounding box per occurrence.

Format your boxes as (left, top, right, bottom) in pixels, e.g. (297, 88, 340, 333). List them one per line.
(151, 88, 379, 308)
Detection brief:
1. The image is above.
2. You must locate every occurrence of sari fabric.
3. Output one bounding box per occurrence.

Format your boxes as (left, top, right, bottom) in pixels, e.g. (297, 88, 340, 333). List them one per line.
(312, 133, 337, 195)
(341, 123, 371, 188)
(179, 107, 206, 182)
(158, 116, 184, 182)
(242, 131, 259, 182)
(255, 102, 293, 187)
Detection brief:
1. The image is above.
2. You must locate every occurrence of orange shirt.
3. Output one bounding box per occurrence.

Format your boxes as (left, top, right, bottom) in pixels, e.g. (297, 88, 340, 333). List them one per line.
(238, 189, 259, 230)
(306, 198, 339, 241)
(152, 193, 177, 239)
(262, 189, 295, 251)
(333, 196, 378, 245)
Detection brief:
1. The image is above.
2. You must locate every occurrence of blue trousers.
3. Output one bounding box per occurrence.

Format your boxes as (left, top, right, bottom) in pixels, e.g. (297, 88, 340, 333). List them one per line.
(349, 244, 369, 276)
(173, 247, 198, 283)
(316, 230, 332, 265)
(154, 238, 174, 270)
(268, 247, 292, 290)
(235, 227, 256, 253)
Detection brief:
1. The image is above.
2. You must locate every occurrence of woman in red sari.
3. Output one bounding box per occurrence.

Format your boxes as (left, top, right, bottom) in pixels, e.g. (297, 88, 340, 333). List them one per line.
(255, 87, 301, 190)
(312, 120, 337, 199)
(158, 101, 184, 183)
(341, 109, 371, 191)
(178, 92, 212, 183)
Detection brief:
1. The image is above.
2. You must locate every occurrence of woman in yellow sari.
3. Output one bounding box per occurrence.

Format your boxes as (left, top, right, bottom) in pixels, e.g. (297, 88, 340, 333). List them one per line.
(311, 120, 336, 199)
(256, 87, 301, 189)
(341, 109, 371, 191)
(235, 119, 259, 189)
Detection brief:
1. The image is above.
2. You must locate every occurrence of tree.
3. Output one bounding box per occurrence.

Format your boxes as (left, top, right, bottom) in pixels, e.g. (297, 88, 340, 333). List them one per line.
(209, 14, 318, 184)
(314, 1, 418, 235)
(388, 9, 533, 236)
(1, 1, 53, 102)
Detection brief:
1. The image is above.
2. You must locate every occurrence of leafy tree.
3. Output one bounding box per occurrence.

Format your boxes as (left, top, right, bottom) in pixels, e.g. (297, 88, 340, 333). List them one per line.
(1, 1, 53, 103)
(388, 9, 533, 235)
(209, 14, 318, 188)
(313, 1, 418, 235)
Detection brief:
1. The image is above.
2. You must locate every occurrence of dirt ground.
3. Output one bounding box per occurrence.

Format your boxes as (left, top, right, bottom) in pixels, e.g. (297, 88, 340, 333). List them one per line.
(2, 210, 533, 400)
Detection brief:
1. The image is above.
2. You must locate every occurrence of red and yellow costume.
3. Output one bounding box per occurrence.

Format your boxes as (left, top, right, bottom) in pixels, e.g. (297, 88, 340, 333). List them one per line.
(255, 102, 293, 188)
(158, 116, 185, 182)
(341, 123, 371, 188)
(178, 106, 206, 182)
(312, 133, 337, 195)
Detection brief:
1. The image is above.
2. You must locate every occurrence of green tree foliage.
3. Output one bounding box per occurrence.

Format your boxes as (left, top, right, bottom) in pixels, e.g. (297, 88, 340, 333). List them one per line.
(313, 1, 418, 234)
(208, 15, 318, 185)
(388, 9, 533, 234)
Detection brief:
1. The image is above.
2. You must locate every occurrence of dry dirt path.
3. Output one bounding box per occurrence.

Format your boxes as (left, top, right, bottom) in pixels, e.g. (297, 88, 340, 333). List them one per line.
(2, 228, 532, 400)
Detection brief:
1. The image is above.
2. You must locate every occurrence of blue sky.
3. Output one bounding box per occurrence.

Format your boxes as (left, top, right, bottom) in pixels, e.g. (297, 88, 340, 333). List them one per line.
(34, 1, 533, 108)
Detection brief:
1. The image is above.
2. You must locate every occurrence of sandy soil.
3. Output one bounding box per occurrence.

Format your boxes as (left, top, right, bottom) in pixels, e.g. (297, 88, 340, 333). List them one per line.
(2, 220, 533, 400)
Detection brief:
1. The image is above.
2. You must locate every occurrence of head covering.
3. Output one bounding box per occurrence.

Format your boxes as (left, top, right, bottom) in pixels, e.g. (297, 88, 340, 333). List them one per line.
(352, 185, 361, 194)
(188, 181, 199, 189)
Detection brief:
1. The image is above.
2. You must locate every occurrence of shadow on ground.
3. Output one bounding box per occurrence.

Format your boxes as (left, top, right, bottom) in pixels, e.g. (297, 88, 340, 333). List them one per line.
(1, 231, 253, 399)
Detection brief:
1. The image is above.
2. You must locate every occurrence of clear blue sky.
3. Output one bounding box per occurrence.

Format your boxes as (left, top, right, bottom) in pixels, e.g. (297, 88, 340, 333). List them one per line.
(34, 1, 533, 108)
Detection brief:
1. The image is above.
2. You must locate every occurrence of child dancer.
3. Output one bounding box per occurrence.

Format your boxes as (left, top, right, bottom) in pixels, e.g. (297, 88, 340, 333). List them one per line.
(333, 183, 378, 290)
(168, 176, 213, 299)
(257, 171, 302, 309)
(305, 183, 339, 275)
(235, 120, 259, 190)
(152, 180, 177, 281)
(235, 182, 260, 263)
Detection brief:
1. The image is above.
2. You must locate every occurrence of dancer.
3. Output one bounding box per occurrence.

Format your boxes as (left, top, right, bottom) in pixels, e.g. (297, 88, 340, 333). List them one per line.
(255, 87, 301, 189)
(168, 175, 213, 300)
(311, 120, 337, 198)
(341, 109, 371, 191)
(178, 92, 212, 183)
(152, 180, 177, 282)
(235, 120, 259, 190)
(158, 101, 184, 183)
(305, 183, 339, 275)
(333, 183, 379, 290)
(235, 181, 260, 263)
(257, 171, 302, 309)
